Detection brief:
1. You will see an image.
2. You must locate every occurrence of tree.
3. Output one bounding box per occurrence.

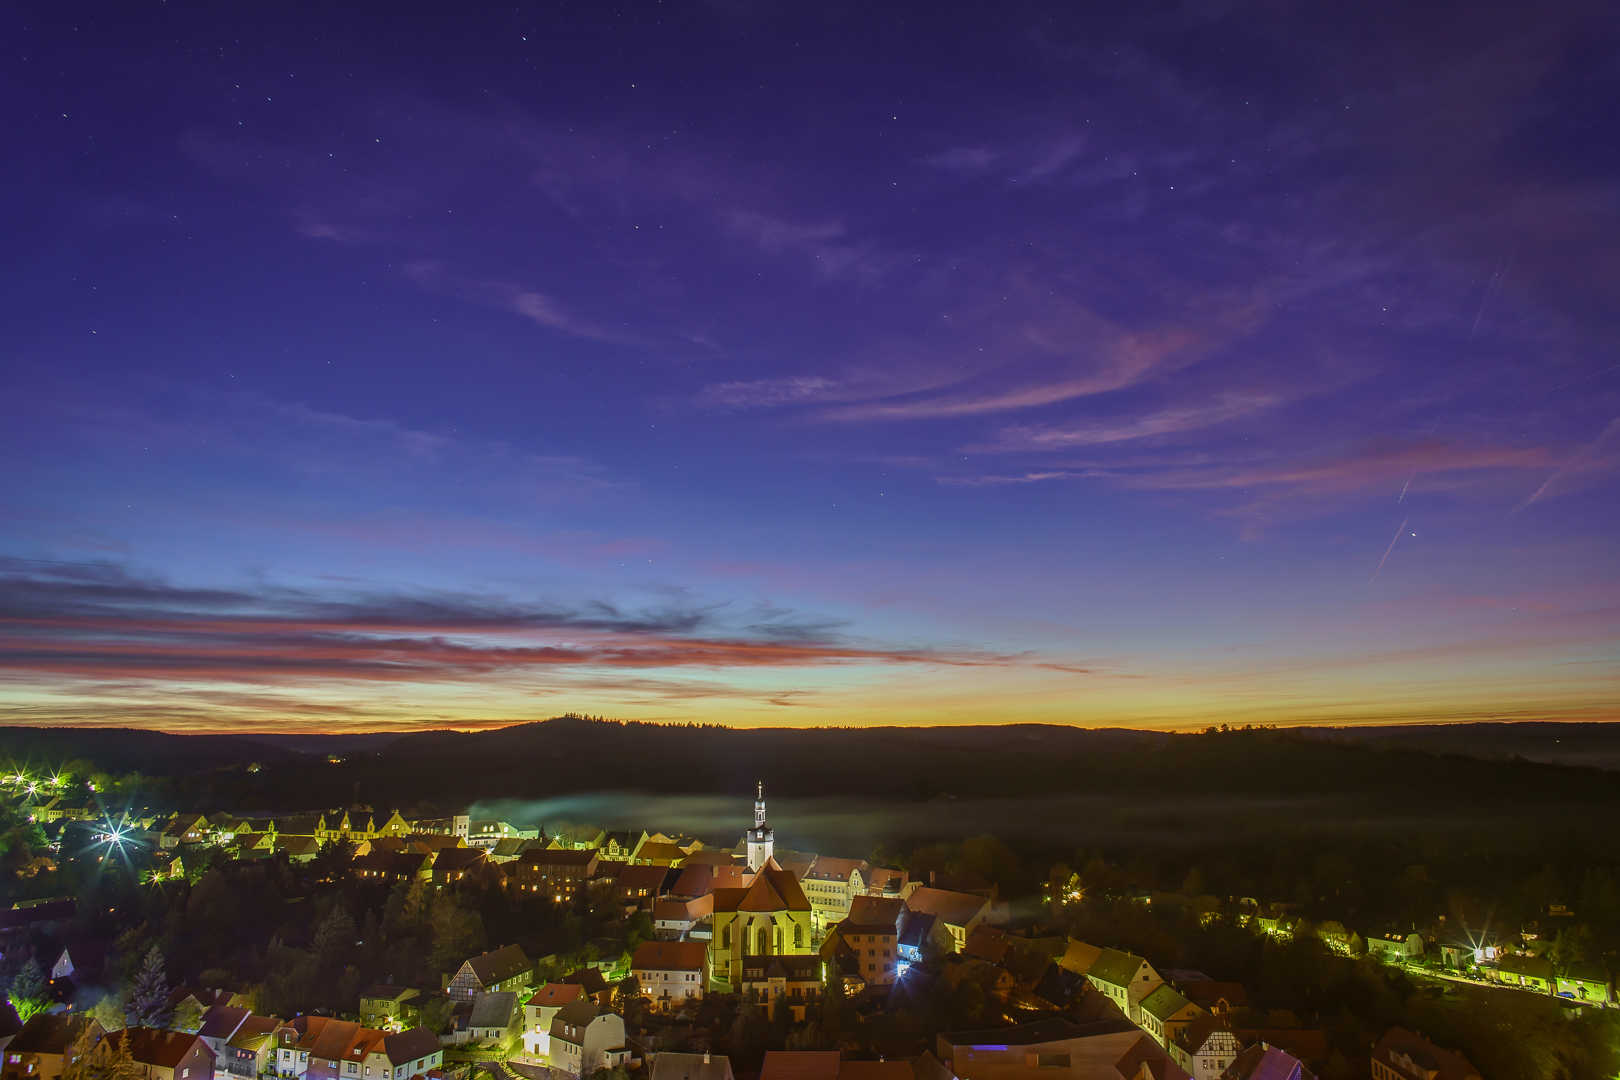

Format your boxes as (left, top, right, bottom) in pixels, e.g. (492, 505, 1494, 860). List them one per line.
(729, 999, 768, 1072)
(65, 1021, 140, 1080)
(9, 958, 48, 1021)
(91, 994, 128, 1032)
(126, 946, 173, 1029)
(313, 906, 358, 972)
(1551, 924, 1595, 965)
(625, 911, 654, 951)
(172, 999, 204, 1033)
(428, 892, 486, 975)
(612, 974, 643, 1026)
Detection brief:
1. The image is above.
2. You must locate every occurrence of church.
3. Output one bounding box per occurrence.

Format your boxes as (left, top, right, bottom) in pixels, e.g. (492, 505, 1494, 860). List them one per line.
(706, 784, 816, 991)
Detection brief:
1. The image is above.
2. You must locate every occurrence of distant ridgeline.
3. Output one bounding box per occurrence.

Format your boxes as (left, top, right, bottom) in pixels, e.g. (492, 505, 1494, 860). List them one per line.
(1, 717, 1618, 826)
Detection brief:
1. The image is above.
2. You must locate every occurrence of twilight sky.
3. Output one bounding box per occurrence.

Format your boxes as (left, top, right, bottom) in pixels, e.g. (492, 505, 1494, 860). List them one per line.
(3, 2, 1618, 732)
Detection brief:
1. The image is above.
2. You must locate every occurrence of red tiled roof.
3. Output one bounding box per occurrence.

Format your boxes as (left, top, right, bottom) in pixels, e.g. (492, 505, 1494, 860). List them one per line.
(759, 1052, 841, 1080)
(632, 941, 707, 972)
(524, 983, 583, 1008)
(105, 1028, 213, 1070)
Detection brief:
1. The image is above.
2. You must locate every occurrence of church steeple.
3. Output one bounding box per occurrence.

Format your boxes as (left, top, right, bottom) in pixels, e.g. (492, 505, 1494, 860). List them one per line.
(746, 781, 775, 873)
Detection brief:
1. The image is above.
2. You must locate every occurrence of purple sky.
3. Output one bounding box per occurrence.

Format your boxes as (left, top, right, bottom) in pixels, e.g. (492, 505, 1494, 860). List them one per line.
(3, 2, 1617, 731)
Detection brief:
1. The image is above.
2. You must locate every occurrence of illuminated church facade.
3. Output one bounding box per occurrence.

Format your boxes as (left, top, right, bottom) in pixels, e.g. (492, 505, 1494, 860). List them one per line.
(707, 784, 816, 991)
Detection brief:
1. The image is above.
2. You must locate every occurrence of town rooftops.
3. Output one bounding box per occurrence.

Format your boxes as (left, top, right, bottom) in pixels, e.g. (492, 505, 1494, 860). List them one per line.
(381, 1027, 440, 1063)
(104, 1027, 211, 1069)
(520, 848, 597, 866)
(561, 967, 609, 997)
(936, 1016, 1138, 1047)
(903, 887, 988, 928)
(1060, 939, 1103, 975)
(197, 1004, 252, 1040)
(1498, 953, 1555, 980)
(468, 991, 518, 1028)
(803, 857, 868, 882)
(1562, 961, 1610, 984)
(760, 1051, 841, 1080)
(1234, 1030, 1329, 1066)
(1088, 947, 1152, 987)
(1221, 1043, 1315, 1080)
(1174, 1015, 1236, 1055)
(633, 941, 707, 971)
(837, 1063, 912, 1080)
(846, 895, 907, 928)
(618, 864, 672, 891)
(898, 912, 936, 949)
(7, 1013, 91, 1055)
(462, 944, 531, 985)
(1180, 981, 1249, 1010)
(225, 1016, 282, 1048)
(1139, 984, 1195, 1022)
(1373, 1027, 1480, 1080)
(524, 983, 583, 1009)
(962, 926, 1009, 964)
(649, 1051, 734, 1080)
(360, 985, 421, 1003)
(746, 954, 819, 981)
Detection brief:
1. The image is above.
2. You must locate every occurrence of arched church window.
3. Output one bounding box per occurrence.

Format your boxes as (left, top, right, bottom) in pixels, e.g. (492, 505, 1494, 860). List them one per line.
(722, 925, 730, 949)
(757, 925, 770, 954)
(774, 925, 783, 951)
(794, 924, 803, 948)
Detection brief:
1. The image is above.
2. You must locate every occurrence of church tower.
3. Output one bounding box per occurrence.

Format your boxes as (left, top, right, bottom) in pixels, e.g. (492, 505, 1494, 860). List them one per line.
(745, 781, 774, 872)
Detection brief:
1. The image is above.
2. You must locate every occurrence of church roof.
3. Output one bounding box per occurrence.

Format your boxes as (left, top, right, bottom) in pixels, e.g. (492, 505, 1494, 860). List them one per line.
(712, 867, 810, 914)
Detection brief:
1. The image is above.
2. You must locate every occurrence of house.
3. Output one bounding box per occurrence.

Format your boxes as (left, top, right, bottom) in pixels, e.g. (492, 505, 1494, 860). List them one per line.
(935, 1018, 1176, 1080)
(506, 849, 599, 902)
(447, 945, 532, 1001)
(654, 899, 705, 941)
(635, 842, 690, 867)
(1556, 962, 1611, 1004)
(898, 912, 943, 966)
(466, 822, 538, 851)
(2, 1015, 102, 1080)
(352, 853, 431, 885)
(487, 838, 541, 864)
(963, 926, 1011, 965)
(464, 992, 519, 1046)
(1231, 1031, 1328, 1071)
(801, 858, 871, 930)
(1177, 983, 1248, 1019)
(631, 942, 708, 1010)
(736, 955, 822, 1021)
(903, 888, 993, 953)
(1219, 1043, 1313, 1080)
(1171, 1016, 1241, 1078)
(1496, 953, 1554, 992)
(1059, 939, 1103, 977)
(99, 1028, 215, 1080)
(1138, 985, 1205, 1049)
(833, 922, 900, 986)
(359, 987, 422, 1031)
(561, 968, 612, 1006)
(707, 865, 815, 991)
(195, 1006, 252, 1058)
(49, 941, 111, 985)
(650, 1051, 733, 1080)
(1371, 1027, 1481, 1080)
(1366, 935, 1425, 963)
(271, 1017, 442, 1080)
(545, 1001, 629, 1076)
(521, 983, 583, 1058)
(600, 831, 649, 863)
(221, 1016, 283, 1080)
(431, 848, 492, 887)
(1084, 948, 1164, 1025)
(617, 865, 674, 911)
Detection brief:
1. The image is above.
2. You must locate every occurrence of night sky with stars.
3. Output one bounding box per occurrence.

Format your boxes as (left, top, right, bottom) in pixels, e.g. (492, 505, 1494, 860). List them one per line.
(4, 2, 1618, 732)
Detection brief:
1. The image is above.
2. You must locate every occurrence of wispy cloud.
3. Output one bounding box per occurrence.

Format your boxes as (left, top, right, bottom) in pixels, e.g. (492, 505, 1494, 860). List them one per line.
(976, 393, 1280, 451)
(696, 376, 840, 412)
(0, 560, 1029, 691)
